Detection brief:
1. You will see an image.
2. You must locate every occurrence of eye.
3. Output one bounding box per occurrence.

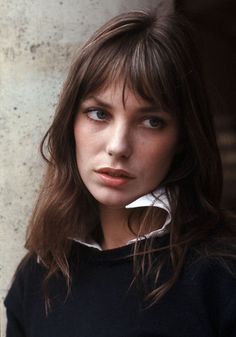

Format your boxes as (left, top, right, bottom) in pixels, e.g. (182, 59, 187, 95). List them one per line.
(86, 108, 108, 121)
(142, 117, 165, 129)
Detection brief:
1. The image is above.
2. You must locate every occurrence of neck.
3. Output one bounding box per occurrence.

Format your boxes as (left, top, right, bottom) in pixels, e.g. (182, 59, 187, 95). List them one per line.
(99, 206, 136, 250)
(99, 205, 167, 250)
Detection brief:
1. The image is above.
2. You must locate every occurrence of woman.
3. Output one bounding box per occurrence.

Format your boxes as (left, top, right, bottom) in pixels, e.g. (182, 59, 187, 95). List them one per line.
(5, 9, 236, 337)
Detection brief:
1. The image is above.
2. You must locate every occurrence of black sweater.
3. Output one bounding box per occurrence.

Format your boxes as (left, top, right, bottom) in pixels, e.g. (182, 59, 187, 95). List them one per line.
(4, 239, 236, 337)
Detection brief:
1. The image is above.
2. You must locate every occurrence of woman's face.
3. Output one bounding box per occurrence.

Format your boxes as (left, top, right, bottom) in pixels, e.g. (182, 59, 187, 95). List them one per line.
(74, 81, 179, 208)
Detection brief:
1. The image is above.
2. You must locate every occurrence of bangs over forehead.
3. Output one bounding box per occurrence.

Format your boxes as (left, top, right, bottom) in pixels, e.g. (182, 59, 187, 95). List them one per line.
(77, 17, 183, 114)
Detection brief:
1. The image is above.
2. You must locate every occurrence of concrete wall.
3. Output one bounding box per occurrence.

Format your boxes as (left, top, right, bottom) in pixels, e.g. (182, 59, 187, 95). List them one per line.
(0, 0, 173, 335)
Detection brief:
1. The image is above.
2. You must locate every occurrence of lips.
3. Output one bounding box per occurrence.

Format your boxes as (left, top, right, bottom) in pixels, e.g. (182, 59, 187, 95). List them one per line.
(96, 167, 134, 178)
(95, 167, 135, 187)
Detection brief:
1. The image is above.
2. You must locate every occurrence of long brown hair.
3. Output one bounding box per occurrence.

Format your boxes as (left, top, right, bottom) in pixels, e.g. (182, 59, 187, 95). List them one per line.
(23, 10, 236, 305)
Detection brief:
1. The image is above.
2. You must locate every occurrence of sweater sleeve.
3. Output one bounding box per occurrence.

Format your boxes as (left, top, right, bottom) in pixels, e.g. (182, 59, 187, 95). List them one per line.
(4, 255, 40, 337)
(221, 294, 236, 337)
(4, 270, 27, 337)
(204, 258, 236, 337)
(5, 309, 26, 337)
(218, 264, 236, 337)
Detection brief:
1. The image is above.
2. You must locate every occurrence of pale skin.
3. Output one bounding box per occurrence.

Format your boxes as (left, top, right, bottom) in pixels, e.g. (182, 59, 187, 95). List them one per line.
(74, 81, 179, 250)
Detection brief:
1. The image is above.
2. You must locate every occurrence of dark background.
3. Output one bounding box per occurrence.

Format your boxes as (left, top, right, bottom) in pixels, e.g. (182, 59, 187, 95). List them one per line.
(175, 0, 236, 211)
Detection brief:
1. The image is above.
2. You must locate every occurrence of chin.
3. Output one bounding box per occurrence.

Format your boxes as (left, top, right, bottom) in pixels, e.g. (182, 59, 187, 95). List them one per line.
(95, 193, 141, 209)
(89, 188, 146, 209)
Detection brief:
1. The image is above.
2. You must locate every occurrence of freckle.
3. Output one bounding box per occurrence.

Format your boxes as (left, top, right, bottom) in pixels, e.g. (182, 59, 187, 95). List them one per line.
(13, 107, 18, 110)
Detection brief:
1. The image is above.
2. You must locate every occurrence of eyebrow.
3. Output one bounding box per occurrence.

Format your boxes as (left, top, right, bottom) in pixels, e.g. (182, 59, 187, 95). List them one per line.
(82, 95, 164, 114)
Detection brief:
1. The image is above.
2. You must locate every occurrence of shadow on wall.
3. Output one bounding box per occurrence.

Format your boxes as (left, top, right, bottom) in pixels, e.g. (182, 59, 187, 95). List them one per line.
(175, 0, 236, 211)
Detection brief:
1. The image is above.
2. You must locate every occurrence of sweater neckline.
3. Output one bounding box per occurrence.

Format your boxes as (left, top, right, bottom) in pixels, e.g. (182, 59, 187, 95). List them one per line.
(73, 234, 169, 263)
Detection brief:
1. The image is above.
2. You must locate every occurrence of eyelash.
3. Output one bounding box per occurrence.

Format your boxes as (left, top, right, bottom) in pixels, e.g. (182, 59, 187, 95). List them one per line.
(85, 107, 165, 129)
(142, 117, 165, 129)
(86, 108, 109, 121)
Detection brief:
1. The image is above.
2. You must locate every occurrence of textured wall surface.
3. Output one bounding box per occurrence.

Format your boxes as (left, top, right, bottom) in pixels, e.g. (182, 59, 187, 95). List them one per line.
(0, 0, 173, 335)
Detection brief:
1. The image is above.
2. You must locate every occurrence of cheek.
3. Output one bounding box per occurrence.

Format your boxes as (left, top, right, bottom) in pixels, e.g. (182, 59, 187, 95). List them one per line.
(143, 137, 178, 175)
(74, 119, 89, 149)
(74, 127, 99, 165)
(148, 138, 178, 162)
(74, 125, 86, 163)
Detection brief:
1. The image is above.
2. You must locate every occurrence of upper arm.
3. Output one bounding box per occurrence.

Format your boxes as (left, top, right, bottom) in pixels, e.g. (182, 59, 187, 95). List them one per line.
(4, 255, 41, 337)
(5, 308, 26, 337)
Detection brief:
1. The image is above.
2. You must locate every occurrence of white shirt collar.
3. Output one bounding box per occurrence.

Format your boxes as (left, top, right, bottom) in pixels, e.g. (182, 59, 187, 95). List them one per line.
(72, 187, 171, 251)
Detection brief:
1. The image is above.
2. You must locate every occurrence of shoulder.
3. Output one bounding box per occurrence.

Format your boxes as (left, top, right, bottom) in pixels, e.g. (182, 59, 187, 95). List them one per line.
(172, 251, 236, 336)
(183, 249, 236, 312)
(185, 246, 236, 281)
(14, 253, 46, 284)
(4, 253, 46, 310)
(4, 254, 49, 336)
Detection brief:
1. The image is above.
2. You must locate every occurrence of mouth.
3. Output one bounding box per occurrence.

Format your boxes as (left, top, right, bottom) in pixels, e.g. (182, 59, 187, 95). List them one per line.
(95, 167, 135, 187)
(95, 167, 135, 179)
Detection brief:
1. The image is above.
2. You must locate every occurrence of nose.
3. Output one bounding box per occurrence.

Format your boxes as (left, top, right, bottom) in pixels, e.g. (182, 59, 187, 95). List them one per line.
(106, 122, 132, 159)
